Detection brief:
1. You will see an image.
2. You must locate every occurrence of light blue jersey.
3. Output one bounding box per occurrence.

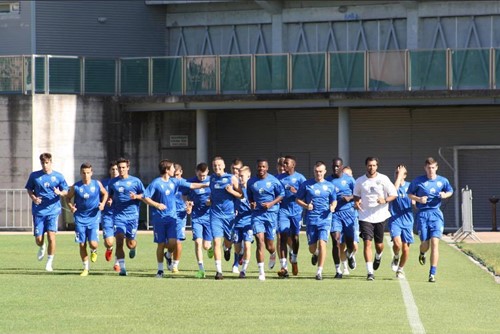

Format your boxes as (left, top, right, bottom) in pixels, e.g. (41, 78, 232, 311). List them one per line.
(108, 175, 145, 222)
(408, 175, 453, 211)
(185, 176, 211, 220)
(389, 181, 413, 227)
(73, 179, 102, 226)
(327, 174, 355, 211)
(143, 177, 191, 223)
(247, 174, 284, 213)
(25, 170, 69, 217)
(296, 179, 336, 225)
(209, 173, 236, 218)
(277, 171, 306, 216)
(234, 187, 252, 228)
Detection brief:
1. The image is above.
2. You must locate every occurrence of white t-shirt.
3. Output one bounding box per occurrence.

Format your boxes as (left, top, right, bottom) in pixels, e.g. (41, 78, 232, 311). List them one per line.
(353, 173, 397, 223)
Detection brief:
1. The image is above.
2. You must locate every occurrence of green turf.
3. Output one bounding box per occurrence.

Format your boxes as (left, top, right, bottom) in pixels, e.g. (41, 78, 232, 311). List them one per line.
(0, 232, 499, 333)
(456, 242, 500, 275)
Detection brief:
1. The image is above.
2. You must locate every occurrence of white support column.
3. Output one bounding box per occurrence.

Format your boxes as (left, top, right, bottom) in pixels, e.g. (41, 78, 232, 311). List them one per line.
(338, 107, 350, 165)
(196, 109, 209, 164)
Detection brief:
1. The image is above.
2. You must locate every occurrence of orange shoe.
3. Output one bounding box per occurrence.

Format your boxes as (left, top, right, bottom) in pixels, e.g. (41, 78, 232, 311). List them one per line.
(113, 264, 120, 272)
(291, 261, 298, 276)
(105, 248, 113, 262)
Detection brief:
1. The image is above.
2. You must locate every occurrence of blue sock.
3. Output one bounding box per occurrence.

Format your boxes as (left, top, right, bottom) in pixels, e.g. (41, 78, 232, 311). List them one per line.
(232, 252, 240, 267)
(430, 266, 437, 275)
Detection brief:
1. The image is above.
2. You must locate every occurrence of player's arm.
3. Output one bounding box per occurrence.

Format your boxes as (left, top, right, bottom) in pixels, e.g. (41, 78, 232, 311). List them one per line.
(27, 189, 42, 205)
(142, 196, 166, 210)
(97, 181, 108, 211)
(65, 186, 77, 213)
(225, 175, 243, 198)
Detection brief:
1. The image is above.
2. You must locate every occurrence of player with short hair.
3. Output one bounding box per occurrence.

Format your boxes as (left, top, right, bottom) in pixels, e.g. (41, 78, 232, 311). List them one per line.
(25, 153, 69, 272)
(296, 161, 337, 280)
(101, 160, 120, 271)
(407, 157, 453, 283)
(65, 162, 108, 276)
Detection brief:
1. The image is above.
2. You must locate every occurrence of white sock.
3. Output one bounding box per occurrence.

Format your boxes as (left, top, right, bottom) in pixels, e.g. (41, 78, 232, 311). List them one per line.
(375, 252, 383, 260)
(198, 262, 204, 271)
(119, 258, 125, 270)
(314, 249, 319, 256)
(242, 260, 249, 272)
(173, 260, 179, 269)
(335, 264, 341, 273)
(257, 262, 265, 275)
(366, 262, 373, 274)
(342, 260, 348, 270)
(158, 262, 164, 271)
(291, 252, 297, 263)
(47, 255, 54, 265)
(280, 258, 287, 269)
(215, 260, 222, 273)
(83, 260, 89, 270)
(394, 253, 400, 260)
(317, 266, 323, 275)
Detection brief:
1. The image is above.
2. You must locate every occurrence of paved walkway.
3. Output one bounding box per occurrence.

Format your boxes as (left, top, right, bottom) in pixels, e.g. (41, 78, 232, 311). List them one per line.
(445, 231, 500, 244)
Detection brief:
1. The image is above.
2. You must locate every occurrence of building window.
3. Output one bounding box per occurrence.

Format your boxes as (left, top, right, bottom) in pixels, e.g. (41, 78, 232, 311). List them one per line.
(0, 2, 20, 14)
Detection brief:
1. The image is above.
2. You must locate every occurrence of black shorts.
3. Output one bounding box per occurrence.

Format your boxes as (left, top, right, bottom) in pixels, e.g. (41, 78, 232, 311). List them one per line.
(359, 220, 386, 243)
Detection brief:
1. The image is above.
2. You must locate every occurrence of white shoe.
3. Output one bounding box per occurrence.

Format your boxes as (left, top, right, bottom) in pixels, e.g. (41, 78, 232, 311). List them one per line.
(45, 263, 53, 272)
(396, 269, 405, 279)
(342, 267, 350, 276)
(232, 266, 240, 274)
(391, 256, 399, 272)
(258, 274, 266, 281)
(37, 244, 46, 261)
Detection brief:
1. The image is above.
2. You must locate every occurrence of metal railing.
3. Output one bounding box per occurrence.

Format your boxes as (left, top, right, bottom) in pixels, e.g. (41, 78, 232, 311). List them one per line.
(0, 189, 32, 230)
(0, 48, 498, 96)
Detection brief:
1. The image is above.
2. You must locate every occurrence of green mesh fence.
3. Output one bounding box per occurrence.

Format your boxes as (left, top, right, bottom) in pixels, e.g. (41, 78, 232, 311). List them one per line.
(120, 58, 149, 95)
(452, 49, 490, 89)
(152, 57, 182, 95)
(24, 57, 46, 93)
(330, 52, 365, 91)
(220, 55, 251, 94)
(49, 57, 81, 94)
(85, 58, 116, 95)
(255, 55, 288, 93)
(409, 50, 447, 90)
(0, 57, 23, 93)
(185, 56, 216, 95)
(291, 53, 325, 92)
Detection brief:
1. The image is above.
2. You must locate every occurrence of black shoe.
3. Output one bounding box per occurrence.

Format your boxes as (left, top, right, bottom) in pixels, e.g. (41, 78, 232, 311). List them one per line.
(334, 272, 343, 279)
(315, 273, 323, 280)
(224, 249, 231, 261)
(428, 274, 436, 283)
(277, 268, 289, 279)
(311, 254, 318, 266)
(419, 253, 426, 265)
(373, 257, 381, 271)
(367, 273, 375, 281)
(347, 253, 356, 270)
(215, 272, 224, 280)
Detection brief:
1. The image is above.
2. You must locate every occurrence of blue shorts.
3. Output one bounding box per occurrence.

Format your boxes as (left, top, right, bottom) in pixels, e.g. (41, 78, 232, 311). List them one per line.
(153, 217, 177, 244)
(33, 214, 59, 237)
(389, 219, 414, 244)
(252, 211, 278, 240)
(306, 223, 330, 245)
(176, 212, 187, 241)
(278, 211, 302, 235)
(115, 219, 138, 240)
(192, 216, 213, 241)
(210, 215, 234, 240)
(75, 223, 99, 243)
(340, 221, 359, 243)
(417, 210, 444, 241)
(101, 213, 115, 240)
(232, 225, 254, 243)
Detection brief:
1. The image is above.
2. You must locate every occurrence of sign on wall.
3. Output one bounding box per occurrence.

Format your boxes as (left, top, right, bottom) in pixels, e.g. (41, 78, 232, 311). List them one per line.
(170, 135, 189, 147)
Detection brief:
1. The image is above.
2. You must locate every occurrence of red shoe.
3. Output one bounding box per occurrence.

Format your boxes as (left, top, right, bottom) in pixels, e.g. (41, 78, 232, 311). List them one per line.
(105, 248, 112, 262)
(291, 261, 298, 276)
(113, 264, 120, 272)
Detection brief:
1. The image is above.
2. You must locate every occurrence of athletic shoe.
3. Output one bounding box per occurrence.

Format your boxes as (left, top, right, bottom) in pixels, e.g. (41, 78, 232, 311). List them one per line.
(113, 264, 120, 272)
(207, 247, 214, 259)
(37, 244, 46, 261)
(90, 251, 97, 263)
(215, 272, 224, 280)
(164, 252, 173, 271)
(391, 256, 399, 272)
(419, 253, 426, 265)
(195, 270, 206, 279)
(155, 270, 164, 278)
(277, 268, 289, 278)
(342, 268, 350, 276)
(367, 273, 375, 281)
(396, 269, 405, 279)
(129, 248, 136, 259)
(291, 261, 299, 276)
(347, 253, 356, 270)
(119, 269, 128, 276)
(232, 266, 240, 274)
(268, 252, 276, 269)
(428, 274, 436, 283)
(239, 271, 246, 279)
(172, 267, 179, 274)
(80, 269, 89, 277)
(334, 272, 343, 279)
(311, 254, 318, 266)
(258, 274, 266, 281)
(224, 248, 231, 261)
(105, 248, 112, 262)
(373, 257, 381, 270)
(45, 263, 53, 272)
(315, 273, 323, 281)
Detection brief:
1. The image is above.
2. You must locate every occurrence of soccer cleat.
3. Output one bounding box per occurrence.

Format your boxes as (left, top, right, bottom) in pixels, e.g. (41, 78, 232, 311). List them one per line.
(105, 248, 112, 262)
(207, 247, 214, 259)
(367, 273, 375, 281)
(80, 269, 89, 277)
(342, 268, 350, 276)
(119, 269, 128, 276)
(277, 268, 289, 279)
(232, 266, 240, 274)
(419, 253, 426, 265)
(45, 263, 53, 272)
(90, 251, 97, 263)
(224, 248, 231, 261)
(391, 256, 399, 272)
(37, 244, 46, 261)
(396, 269, 405, 279)
(239, 271, 246, 279)
(291, 261, 299, 276)
(113, 264, 120, 272)
(373, 257, 381, 271)
(268, 252, 276, 269)
(172, 267, 179, 274)
(334, 272, 343, 279)
(195, 270, 206, 279)
(258, 274, 266, 281)
(428, 274, 436, 283)
(347, 253, 356, 270)
(129, 248, 136, 259)
(214, 272, 224, 280)
(155, 270, 164, 278)
(311, 254, 318, 266)
(164, 252, 173, 271)
(315, 273, 323, 281)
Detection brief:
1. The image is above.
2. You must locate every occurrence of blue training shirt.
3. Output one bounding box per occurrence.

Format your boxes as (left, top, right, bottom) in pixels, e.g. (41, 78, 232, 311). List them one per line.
(209, 173, 236, 218)
(25, 170, 69, 217)
(185, 176, 211, 220)
(296, 178, 336, 225)
(408, 175, 453, 211)
(247, 174, 284, 213)
(234, 186, 252, 228)
(389, 181, 413, 226)
(327, 173, 355, 211)
(73, 179, 101, 226)
(108, 175, 145, 222)
(277, 171, 306, 216)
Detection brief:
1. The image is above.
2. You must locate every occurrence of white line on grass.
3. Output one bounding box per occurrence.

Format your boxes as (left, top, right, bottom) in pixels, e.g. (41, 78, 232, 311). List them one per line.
(386, 236, 426, 334)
